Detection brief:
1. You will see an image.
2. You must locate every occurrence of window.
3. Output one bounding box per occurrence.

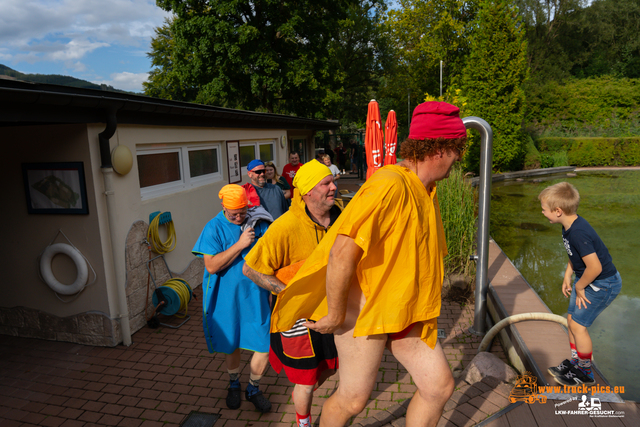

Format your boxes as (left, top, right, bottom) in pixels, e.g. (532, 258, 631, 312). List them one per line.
(137, 143, 222, 200)
(239, 140, 276, 173)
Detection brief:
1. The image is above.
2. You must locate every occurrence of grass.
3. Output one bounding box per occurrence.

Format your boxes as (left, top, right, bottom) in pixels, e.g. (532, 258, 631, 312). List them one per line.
(438, 166, 477, 276)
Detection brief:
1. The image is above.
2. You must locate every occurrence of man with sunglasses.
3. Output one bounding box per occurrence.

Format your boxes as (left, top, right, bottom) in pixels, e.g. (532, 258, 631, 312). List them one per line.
(246, 159, 289, 220)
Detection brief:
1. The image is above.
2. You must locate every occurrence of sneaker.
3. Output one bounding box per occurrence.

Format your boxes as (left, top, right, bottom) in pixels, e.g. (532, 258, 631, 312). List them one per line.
(548, 359, 574, 377)
(246, 384, 272, 413)
(226, 380, 241, 409)
(554, 365, 595, 386)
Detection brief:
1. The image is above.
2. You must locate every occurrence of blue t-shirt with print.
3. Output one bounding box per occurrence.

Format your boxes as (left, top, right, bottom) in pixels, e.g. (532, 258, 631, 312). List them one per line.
(562, 215, 617, 280)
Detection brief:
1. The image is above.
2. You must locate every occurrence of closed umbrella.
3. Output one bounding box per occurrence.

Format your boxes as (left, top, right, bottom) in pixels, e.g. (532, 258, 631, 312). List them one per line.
(365, 99, 384, 179)
(384, 110, 398, 166)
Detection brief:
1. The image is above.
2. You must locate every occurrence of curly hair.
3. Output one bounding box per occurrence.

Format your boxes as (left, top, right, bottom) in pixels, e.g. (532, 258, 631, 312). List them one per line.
(399, 137, 467, 162)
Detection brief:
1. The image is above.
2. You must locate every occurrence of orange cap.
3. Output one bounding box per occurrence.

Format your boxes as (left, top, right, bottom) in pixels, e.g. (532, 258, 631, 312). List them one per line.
(218, 184, 248, 210)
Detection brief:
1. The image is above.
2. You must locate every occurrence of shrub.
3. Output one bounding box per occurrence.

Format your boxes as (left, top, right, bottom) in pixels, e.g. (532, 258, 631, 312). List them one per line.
(438, 166, 477, 276)
(536, 137, 640, 166)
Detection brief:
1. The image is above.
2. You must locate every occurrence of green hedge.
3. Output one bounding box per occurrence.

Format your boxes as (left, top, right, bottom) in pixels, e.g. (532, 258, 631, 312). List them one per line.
(525, 77, 640, 137)
(536, 137, 640, 167)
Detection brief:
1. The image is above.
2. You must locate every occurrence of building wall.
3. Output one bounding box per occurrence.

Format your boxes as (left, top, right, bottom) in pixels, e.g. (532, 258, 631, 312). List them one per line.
(0, 124, 118, 345)
(0, 122, 315, 346)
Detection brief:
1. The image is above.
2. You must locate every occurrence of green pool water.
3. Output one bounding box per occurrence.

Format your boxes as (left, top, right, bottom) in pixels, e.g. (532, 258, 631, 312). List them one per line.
(489, 170, 640, 402)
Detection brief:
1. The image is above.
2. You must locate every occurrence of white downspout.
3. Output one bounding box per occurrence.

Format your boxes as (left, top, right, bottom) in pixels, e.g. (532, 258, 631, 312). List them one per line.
(102, 167, 132, 346)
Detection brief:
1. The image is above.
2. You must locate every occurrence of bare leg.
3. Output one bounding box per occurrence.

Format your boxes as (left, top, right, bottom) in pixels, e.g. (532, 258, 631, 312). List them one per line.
(249, 351, 270, 376)
(319, 280, 384, 426)
(293, 384, 315, 416)
(319, 331, 386, 427)
(226, 348, 241, 370)
(567, 314, 575, 346)
(388, 327, 454, 427)
(292, 368, 336, 416)
(568, 317, 592, 354)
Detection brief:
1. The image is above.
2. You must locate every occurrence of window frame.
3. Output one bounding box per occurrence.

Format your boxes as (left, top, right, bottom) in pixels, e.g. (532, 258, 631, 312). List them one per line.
(239, 140, 276, 174)
(138, 142, 223, 200)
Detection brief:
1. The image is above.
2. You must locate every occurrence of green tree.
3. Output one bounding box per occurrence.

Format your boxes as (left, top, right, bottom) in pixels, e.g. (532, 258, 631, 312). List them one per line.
(514, 0, 585, 82)
(462, 0, 529, 172)
(146, 0, 388, 121)
(381, 0, 479, 137)
(569, 0, 640, 78)
(144, 18, 198, 100)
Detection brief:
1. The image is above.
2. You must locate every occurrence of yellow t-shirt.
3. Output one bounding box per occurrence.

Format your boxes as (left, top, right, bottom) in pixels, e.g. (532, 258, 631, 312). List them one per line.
(271, 165, 447, 349)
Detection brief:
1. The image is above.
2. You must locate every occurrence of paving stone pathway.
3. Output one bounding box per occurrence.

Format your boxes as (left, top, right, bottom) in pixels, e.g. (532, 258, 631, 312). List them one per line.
(0, 294, 511, 427)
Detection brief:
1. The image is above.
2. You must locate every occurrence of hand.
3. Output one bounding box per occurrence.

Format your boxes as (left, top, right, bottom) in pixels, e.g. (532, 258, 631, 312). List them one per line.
(562, 280, 572, 298)
(575, 288, 591, 310)
(304, 316, 343, 334)
(238, 227, 255, 249)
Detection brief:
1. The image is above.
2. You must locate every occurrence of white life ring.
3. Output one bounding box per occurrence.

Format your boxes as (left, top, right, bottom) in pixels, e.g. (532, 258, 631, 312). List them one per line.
(40, 243, 89, 295)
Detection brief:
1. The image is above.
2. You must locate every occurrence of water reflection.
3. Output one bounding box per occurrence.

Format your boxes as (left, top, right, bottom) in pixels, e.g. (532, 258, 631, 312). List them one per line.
(490, 170, 640, 401)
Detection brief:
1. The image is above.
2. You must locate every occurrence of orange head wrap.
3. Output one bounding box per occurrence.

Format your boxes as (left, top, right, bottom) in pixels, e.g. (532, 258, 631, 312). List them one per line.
(218, 184, 248, 210)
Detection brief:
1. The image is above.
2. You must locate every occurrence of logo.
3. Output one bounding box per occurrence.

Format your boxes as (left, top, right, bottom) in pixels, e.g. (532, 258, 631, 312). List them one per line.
(509, 372, 547, 404)
(507, 372, 626, 418)
(563, 237, 573, 256)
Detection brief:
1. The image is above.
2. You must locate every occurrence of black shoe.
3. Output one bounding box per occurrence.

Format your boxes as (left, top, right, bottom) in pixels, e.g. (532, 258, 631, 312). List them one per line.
(245, 387, 272, 413)
(548, 359, 573, 377)
(554, 365, 596, 386)
(226, 382, 241, 409)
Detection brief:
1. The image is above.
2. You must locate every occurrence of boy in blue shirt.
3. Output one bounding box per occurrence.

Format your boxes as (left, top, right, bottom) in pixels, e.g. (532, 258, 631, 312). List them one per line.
(538, 182, 622, 386)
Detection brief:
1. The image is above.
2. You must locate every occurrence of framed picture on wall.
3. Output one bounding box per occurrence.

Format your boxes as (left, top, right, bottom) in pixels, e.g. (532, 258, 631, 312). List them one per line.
(22, 162, 89, 214)
(226, 141, 241, 184)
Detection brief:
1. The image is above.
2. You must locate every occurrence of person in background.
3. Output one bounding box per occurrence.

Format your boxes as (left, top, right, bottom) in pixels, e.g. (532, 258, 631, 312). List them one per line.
(265, 161, 291, 199)
(246, 159, 289, 220)
(283, 151, 302, 188)
(335, 142, 347, 172)
(349, 140, 359, 174)
(321, 154, 341, 192)
(192, 184, 272, 413)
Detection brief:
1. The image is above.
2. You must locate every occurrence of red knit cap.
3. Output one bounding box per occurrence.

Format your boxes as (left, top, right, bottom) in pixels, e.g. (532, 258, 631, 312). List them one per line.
(408, 101, 466, 140)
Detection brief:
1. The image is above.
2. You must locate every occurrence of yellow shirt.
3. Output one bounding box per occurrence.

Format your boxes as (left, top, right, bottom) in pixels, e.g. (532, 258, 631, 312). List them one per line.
(244, 189, 333, 276)
(271, 165, 447, 349)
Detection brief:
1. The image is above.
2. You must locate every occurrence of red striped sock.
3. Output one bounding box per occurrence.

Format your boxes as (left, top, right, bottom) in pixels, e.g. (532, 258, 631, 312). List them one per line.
(570, 343, 578, 364)
(577, 351, 593, 377)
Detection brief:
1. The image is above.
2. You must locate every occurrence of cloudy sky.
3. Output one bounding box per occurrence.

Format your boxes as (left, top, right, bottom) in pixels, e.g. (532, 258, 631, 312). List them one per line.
(0, 0, 172, 92)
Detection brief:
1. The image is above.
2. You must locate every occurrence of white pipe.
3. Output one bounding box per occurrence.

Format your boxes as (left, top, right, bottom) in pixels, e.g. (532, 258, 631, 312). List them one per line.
(102, 167, 132, 346)
(477, 312, 567, 353)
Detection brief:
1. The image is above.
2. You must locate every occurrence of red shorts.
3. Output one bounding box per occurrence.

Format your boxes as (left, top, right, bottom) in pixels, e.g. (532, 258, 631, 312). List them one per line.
(388, 323, 416, 340)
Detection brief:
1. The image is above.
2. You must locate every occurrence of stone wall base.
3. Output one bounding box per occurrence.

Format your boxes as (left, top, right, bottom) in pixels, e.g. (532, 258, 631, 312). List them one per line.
(0, 220, 204, 347)
(0, 307, 120, 346)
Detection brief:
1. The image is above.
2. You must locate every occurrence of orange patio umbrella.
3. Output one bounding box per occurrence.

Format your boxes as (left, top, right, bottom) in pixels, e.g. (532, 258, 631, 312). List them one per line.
(384, 110, 398, 166)
(365, 99, 384, 179)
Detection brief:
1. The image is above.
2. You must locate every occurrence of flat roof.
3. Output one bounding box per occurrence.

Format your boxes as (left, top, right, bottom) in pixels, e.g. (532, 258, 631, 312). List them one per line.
(0, 79, 340, 131)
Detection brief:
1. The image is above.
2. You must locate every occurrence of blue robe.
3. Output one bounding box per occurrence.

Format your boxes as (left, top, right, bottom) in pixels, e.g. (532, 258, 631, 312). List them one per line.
(192, 212, 271, 354)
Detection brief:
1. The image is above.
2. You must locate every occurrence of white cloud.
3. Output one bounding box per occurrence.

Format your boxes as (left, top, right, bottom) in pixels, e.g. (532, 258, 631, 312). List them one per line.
(0, 0, 171, 63)
(97, 71, 149, 92)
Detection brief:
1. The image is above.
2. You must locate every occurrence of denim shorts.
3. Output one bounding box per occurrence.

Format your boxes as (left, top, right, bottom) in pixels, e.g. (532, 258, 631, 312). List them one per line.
(568, 271, 622, 327)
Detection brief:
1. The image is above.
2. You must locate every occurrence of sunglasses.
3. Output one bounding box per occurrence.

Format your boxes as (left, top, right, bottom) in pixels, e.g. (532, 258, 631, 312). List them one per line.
(251, 169, 266, 175)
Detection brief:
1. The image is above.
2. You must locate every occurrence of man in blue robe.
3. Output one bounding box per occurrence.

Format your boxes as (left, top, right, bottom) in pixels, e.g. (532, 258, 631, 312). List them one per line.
(192, 184, 272, 413)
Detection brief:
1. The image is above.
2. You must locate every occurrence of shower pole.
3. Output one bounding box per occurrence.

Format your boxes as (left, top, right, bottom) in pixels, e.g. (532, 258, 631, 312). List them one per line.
(462, 117, 493, 336)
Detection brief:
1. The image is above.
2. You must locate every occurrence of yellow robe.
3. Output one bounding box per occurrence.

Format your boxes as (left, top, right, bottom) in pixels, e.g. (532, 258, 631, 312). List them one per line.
(271, 165, 447, 349)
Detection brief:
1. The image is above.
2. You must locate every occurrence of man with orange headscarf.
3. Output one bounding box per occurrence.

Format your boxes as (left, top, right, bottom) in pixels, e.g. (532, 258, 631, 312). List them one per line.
(192, 184, 272, 413)
(271, 102, 468, 427)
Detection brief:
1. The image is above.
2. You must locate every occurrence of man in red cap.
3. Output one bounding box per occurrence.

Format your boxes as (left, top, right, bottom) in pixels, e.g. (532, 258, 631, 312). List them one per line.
(269, 101, 468, 427)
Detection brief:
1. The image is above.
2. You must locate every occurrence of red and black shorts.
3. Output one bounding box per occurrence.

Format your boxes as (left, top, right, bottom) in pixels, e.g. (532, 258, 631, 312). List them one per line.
(269, 318, 339, 386)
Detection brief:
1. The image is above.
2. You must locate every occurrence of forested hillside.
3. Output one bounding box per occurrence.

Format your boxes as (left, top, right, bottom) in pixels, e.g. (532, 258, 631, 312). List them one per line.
(0, 64, 125, 93)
